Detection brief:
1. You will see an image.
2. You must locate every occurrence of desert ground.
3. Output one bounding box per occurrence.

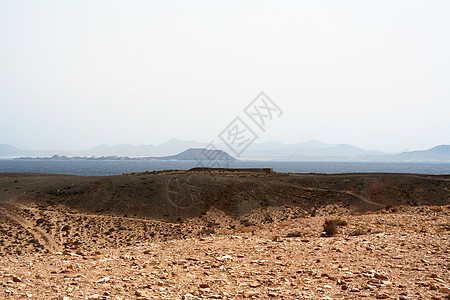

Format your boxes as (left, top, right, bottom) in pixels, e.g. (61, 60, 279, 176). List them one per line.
(0, 169, 449, 299)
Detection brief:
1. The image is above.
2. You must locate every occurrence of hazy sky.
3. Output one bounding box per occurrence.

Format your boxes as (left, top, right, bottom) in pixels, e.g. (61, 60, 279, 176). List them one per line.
(1, 0, 449, 152)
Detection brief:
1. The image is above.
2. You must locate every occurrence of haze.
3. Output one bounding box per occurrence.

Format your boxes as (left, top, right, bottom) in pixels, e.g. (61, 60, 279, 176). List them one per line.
(1, 0, 449, 153)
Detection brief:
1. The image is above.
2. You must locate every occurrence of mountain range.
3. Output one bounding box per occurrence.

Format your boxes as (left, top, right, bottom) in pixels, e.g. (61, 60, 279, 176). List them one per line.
(1, 139, 450, 162)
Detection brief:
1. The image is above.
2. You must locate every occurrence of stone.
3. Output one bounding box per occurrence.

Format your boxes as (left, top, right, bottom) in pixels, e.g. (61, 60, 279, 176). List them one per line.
(94, 277, 110, 283)
(216, 255, 233, 261)
(249, 281, 261, 288)
(244, 291, 260, 298)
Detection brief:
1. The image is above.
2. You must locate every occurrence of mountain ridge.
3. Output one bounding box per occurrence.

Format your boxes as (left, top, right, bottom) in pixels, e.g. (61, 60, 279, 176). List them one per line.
(1, 140, 450, 162)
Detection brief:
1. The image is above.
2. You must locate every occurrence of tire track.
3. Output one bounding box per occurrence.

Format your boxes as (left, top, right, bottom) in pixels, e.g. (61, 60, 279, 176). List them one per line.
(0, 205, 61, 253)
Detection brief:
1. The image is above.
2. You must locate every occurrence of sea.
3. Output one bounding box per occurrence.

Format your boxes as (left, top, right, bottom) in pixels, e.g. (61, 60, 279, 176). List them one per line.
(0, 159, 450, 176)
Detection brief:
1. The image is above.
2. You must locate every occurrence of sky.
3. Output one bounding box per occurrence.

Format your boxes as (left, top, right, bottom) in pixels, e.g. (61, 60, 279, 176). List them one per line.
(0, 0, 449, 153)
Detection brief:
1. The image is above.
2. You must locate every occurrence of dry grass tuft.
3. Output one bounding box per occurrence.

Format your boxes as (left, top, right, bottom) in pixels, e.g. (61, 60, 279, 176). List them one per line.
(285, 231, 303, 238)
(323, 219, 338, 237)
(322, 218, 348, 237)
(332, 218, 348, 226)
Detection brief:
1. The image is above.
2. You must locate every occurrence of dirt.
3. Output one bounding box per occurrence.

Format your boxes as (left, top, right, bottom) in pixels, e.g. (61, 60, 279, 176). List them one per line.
(0, 170, 449, 299)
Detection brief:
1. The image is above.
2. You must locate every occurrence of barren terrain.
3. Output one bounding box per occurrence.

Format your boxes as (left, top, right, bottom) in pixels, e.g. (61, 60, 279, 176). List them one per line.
(0, 170, 449, 299)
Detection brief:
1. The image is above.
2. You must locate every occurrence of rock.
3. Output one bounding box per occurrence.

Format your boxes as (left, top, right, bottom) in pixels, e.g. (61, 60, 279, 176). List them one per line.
(75, 249, 86, 256)
(350, 287, 360, 292)
(216, 255, 233, 261)
(93, 277, 110, 283)
(374, 273, 388, 280)
(249, 282, 261, 288)
(440, 287, 450, 294)
(244, 291, 260, 298)
(87, 295, 100, 300)
(135, 290, 147, 297)
(376, 293, 391, 299)
(12, 275, 22, 282)
(199, 283, 210, 288)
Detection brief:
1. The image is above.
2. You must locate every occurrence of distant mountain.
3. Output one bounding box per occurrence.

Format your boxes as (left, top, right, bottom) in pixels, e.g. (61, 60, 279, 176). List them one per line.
(156, 148, 236, 161)
(152, 139, 207, 156)
(2, 140, 450, 162)
(85, 144, 157, 157)
(84, 139, 207, 157)
(15, 148, 237, 162)
(234, 139, 336, 152)
(396, 145, 450, 161)
(0, 144, 59, 157)
(239, 141, 384, 159)
(0, 144, 24, 156)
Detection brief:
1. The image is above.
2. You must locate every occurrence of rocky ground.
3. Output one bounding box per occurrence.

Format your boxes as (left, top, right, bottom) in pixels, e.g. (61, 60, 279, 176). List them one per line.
(1, 205, 449, 300)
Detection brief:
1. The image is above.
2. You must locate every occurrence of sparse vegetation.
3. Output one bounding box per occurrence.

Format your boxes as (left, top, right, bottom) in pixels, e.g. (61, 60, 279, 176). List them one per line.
(323, 219, 337, 237)
(286, 231, 303, 238)
(322, 218, 347, 237)
(264, 214, 273, 223)
(201, 227, 215, 235)
(240, 219, 255, 227)
(332, 218, 348, 226)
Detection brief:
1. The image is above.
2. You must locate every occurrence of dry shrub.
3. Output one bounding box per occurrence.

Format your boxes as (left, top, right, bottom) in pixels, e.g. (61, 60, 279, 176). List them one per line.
(286, 231, 303, 238)
(240, 219, 255, 227)
(264, 214, 274, 223)
(323, 219, 337, 237)
(201, 228, 215, 235)
(332, 218, 348, 226)
(322, 218, 348, 237)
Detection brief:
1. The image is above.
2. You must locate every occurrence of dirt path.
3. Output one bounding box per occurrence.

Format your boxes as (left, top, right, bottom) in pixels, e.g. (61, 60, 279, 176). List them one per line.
(21, 204, 159, 224)
(277, 183, 385, 208)
(0, 205, 61, 253)
(306, 187, 385, 207)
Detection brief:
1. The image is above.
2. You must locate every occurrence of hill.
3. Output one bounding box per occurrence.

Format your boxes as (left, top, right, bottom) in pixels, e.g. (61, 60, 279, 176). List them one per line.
(0, 170, 448, 255)
(396, 145, 450, 161)
(0, 170, 449, 298)
(155, 148, 236, 161)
